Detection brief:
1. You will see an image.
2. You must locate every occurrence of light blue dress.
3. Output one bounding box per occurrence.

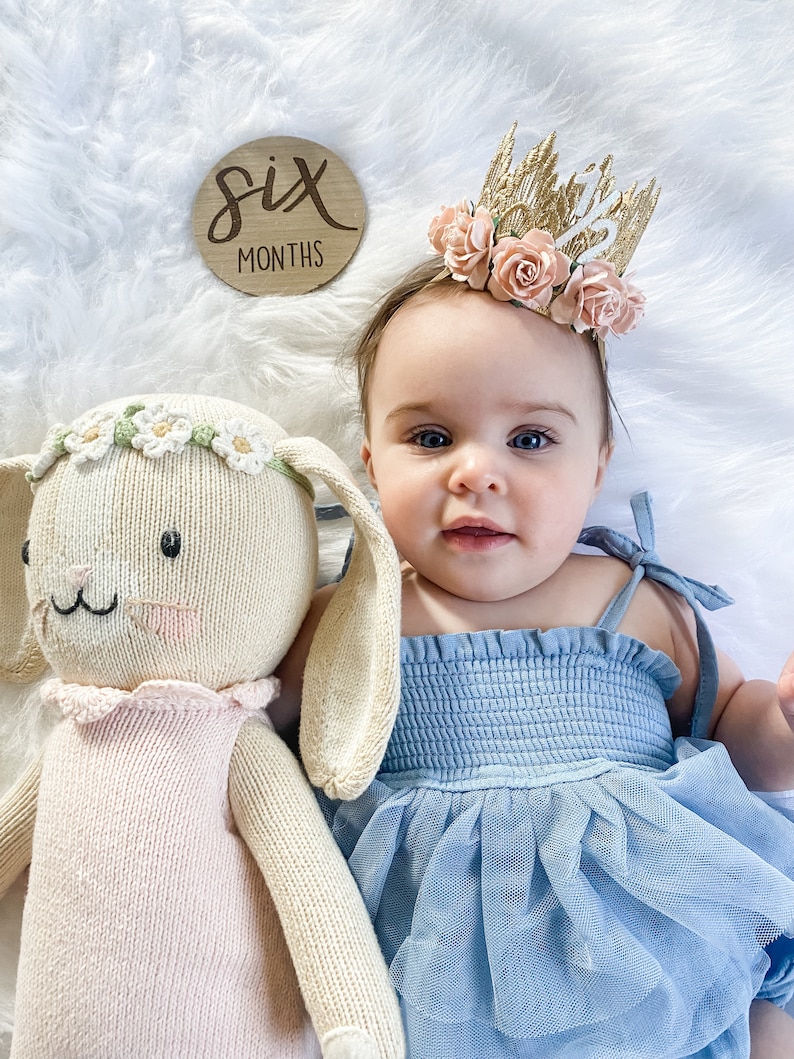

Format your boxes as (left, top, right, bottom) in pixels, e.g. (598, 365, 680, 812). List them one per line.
(324, 494, 794, 1058)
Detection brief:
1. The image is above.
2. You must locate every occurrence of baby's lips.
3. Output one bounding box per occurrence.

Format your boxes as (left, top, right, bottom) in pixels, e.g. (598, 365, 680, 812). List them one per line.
(448, 525, 503, 537)
(125, 600, 201, 642)
(443, 515, 510, 535)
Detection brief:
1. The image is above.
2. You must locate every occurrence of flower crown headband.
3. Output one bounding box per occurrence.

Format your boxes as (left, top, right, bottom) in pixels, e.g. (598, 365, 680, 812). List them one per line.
(428, 125, 660, 345)
(26, 401, 315, 498)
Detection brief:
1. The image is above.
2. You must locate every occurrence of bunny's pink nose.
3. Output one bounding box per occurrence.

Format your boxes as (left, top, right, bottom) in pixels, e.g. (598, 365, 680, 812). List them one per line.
(68, 565, 92, 589)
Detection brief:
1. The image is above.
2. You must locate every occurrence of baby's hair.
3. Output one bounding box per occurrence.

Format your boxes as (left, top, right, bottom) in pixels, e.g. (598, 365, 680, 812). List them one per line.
(350, 257, 616, 446)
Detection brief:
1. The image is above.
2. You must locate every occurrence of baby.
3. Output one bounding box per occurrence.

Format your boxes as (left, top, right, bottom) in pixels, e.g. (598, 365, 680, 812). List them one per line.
(278, 129, 794, 1058)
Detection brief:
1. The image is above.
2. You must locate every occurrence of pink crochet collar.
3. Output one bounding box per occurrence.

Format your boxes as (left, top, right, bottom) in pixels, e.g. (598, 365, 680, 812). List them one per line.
(41, 676, 280, 725)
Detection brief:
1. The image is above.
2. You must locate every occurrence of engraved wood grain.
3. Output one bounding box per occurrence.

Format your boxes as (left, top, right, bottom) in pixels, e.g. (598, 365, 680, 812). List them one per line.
(193, 136, 366, 297)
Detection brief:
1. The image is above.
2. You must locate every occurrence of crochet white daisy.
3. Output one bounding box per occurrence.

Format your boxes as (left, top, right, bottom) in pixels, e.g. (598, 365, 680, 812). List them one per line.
(63, 410, 117, 464)
(130, 404, 193, 458)
(211, 418, 274, 474)
(29, 424, 67, 479)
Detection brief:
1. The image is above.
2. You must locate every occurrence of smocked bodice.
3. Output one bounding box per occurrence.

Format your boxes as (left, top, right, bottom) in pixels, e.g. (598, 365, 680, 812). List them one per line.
(379, 627, 682, 783)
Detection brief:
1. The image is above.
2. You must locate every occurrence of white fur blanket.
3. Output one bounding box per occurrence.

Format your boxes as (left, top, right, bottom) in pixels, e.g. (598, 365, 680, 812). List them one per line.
(2, 0, 793, 1044)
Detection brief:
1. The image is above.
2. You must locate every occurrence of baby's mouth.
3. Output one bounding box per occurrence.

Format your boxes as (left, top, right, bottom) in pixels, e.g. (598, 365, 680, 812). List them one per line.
(448, 526, 502, 537)
(441, 521, 515, 550)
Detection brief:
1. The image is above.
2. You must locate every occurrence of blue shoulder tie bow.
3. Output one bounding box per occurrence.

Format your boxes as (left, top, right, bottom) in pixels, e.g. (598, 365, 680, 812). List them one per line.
(578, 492, 733, 737)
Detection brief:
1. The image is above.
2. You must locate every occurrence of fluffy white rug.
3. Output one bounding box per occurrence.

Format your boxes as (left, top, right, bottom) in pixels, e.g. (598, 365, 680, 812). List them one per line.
(1, 0, 793, 1044)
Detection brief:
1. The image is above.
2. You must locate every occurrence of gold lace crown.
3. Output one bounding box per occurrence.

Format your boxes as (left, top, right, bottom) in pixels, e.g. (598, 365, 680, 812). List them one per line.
(478, 124, 659, 276)
(428, 125, 660, 340)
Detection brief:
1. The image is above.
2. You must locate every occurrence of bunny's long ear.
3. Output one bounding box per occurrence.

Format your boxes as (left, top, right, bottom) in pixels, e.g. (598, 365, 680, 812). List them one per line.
(275, 437, 401, 801)
(0, 457, 47, 683)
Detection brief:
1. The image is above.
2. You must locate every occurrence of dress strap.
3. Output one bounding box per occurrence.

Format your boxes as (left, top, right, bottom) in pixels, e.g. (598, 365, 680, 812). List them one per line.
(578, 492, 734, 737)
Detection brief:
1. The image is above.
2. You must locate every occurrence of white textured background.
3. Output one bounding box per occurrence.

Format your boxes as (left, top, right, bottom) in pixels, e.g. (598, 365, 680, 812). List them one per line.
(1, 0, 793, 1045)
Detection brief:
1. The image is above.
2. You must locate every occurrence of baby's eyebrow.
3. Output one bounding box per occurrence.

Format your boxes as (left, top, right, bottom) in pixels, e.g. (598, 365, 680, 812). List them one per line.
(508, 401, 578, 423)
(384, 402, 436, 423)
(383, 399, 578, 424)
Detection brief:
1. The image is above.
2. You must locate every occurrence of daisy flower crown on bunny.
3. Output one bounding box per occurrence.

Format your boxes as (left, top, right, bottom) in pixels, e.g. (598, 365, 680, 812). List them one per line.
(428, 125, 660, 348)
(25, 401, 314, 496)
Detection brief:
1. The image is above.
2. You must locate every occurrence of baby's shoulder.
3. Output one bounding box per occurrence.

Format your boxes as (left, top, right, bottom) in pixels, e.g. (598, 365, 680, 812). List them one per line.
(554, 552, 631, 624)
(563, 552, 694, 650)
(567, 553, 700, 727)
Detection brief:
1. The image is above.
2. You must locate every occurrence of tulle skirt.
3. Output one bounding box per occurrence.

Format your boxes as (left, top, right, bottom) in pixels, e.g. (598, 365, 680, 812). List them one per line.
(326, 739, 794, 1058)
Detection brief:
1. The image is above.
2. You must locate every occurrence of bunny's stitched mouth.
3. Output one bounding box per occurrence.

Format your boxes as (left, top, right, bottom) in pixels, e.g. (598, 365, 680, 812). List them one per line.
(51, 589, 119, 617)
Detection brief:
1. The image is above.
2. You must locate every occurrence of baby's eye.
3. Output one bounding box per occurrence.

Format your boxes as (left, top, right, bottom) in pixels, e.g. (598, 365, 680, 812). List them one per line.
(509, 431, 550, 451)
(410, 430, 451, 449)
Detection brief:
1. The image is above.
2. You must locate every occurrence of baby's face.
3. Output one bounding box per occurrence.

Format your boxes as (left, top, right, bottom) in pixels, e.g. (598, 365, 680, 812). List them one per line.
(361, 290, 611, 604)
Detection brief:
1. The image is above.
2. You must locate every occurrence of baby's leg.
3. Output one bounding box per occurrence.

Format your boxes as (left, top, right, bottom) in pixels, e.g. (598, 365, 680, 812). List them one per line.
(749, 1000, 794, 1057)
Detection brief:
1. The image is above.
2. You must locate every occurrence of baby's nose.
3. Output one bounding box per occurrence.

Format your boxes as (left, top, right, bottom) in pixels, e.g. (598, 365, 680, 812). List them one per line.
(448, 447, 505, 494)
(68, 565, 92, 590)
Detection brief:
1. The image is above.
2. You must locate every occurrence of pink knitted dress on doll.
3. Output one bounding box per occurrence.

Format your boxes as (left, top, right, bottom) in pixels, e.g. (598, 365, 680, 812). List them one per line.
(11, 677, 321, 1059)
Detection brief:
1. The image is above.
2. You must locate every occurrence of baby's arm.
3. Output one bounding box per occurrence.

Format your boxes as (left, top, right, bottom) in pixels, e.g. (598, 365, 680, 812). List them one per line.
(710, 650, 794, 793)
(640, 580, 794, 792)
(779, 653, 794, 725)
(267, 583, 338, 734)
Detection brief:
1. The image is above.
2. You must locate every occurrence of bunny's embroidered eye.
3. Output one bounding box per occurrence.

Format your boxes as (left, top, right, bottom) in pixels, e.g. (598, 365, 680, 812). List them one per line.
(21, 539, 30, 565)
(160, 529, 181, 559)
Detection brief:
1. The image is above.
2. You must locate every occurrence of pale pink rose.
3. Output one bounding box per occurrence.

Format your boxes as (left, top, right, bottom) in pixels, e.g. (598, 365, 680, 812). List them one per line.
(427, 199, 468, 254)
(488, 231, 571, 308)
(549, 260, 645, 338)
(610, 274, 646, 335)
(443, 206, 496, 290)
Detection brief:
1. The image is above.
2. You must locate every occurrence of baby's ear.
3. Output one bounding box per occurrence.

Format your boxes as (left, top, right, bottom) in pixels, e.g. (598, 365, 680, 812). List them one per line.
(274, 437, 401, 801)
(593, 440, 614, 498)
(0, 457, 48, 683)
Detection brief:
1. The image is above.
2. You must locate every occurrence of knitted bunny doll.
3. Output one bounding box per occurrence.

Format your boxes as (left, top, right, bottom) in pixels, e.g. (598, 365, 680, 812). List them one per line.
(0, 394, 404, 1059)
